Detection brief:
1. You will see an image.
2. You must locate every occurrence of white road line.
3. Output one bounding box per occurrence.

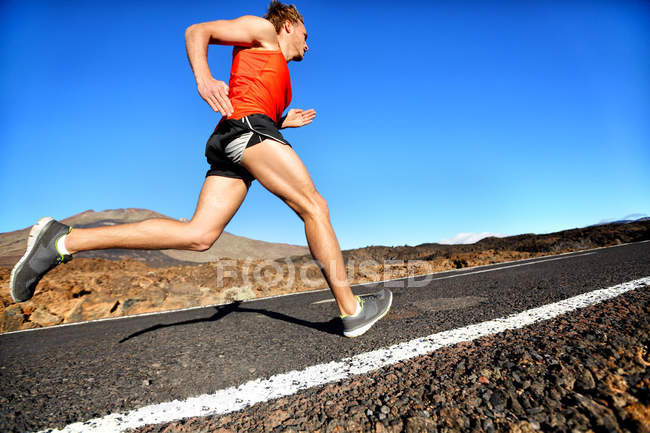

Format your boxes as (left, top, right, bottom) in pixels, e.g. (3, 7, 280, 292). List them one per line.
(310, 252, 596, 305)
(37, 276, 650, 433)
(427, 252, 595, 281)
(351, 250, 597, 287)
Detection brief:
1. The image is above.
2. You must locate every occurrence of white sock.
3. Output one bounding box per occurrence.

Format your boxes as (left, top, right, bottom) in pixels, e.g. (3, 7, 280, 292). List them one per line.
(349, 298, 362, 317)
(56, 234, 70, 256)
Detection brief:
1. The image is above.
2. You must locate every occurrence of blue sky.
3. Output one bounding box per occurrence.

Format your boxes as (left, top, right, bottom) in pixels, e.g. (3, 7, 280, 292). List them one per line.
(1, 0, 648, 249)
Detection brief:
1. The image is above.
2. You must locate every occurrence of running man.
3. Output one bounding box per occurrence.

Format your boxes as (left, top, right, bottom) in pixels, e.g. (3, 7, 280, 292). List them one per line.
(9, 1, 392, 338)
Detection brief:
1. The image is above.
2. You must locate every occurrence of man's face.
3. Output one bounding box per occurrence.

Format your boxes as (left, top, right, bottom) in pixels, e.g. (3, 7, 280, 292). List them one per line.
(291, 21, 308, 61)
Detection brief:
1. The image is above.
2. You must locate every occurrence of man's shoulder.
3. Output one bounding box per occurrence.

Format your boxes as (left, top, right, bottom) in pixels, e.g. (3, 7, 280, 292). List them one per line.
(237, 15, 274, 28)
(234, 15, 277, 45)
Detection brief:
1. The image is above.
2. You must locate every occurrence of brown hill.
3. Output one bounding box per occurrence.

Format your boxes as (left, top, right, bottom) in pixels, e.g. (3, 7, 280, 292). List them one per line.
(0, 208, 310, 267)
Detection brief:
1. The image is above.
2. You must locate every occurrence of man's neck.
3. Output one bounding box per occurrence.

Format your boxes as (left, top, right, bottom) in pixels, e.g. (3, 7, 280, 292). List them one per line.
(278, 37, 292, 63)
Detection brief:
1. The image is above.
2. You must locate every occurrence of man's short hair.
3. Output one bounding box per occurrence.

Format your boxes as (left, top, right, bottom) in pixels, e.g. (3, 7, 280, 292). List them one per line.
(264, 1, 304, 33)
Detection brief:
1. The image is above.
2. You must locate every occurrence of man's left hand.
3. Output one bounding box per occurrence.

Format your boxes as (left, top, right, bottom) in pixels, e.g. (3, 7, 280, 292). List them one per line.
(281, 108, 316, 128)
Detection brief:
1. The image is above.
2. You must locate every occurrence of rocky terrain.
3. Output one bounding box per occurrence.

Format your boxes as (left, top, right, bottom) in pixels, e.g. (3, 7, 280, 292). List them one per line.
(129, 282, 650, 433)
(1, 214, 648, 333)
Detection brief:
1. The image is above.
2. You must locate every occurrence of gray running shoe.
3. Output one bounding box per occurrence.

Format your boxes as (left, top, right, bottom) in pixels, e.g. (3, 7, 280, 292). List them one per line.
(10, 217, 72, 303)
(341, 288, 393, 338)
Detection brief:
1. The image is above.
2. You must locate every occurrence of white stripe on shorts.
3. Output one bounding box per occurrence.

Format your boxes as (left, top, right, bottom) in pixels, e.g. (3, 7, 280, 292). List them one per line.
(224, 131, 253, 164)
(243, 116, 289, 145)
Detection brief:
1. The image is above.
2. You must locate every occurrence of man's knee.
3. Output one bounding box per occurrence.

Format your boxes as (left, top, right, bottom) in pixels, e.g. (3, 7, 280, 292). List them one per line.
(297, 190, 330, 221)
(187, 226, 223, 252)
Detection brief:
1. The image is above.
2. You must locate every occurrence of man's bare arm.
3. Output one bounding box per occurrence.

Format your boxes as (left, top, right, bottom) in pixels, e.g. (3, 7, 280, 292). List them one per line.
(185, 16, 278, 115)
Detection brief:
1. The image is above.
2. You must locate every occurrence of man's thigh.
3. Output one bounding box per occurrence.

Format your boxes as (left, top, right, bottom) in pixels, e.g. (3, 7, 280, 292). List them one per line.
(240, 139, 318, 212)
(191, 175, 250, 231)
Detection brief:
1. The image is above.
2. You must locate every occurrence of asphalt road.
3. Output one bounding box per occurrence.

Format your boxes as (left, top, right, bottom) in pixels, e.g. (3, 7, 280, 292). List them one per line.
(1, 241, 649, 432)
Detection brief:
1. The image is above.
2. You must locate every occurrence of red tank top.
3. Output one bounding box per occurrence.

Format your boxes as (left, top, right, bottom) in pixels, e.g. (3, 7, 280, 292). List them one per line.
(227, 47, 292, 124)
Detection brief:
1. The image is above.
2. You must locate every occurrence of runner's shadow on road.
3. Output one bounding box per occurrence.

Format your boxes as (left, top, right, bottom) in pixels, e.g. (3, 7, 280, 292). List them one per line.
(118, 301, 342, 343)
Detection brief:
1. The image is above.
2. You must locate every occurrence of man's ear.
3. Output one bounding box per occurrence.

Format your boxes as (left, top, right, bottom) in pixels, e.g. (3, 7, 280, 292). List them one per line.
(283, 20, 294, 34)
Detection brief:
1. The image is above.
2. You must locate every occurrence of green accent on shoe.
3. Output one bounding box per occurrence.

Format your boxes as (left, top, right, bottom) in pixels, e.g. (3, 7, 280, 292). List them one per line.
(55, 226, 74, 262)
(340, 295, 364, 319)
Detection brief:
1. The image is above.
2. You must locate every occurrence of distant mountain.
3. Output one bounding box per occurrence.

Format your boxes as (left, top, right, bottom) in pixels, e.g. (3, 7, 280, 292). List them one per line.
(590, 215, 649, 227)
(0, 209, 310, 267)
(283, 219, 650, 265)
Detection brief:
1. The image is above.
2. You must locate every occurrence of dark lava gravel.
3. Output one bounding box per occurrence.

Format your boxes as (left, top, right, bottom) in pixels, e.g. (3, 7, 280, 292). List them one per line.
(131, 285, 649, 433)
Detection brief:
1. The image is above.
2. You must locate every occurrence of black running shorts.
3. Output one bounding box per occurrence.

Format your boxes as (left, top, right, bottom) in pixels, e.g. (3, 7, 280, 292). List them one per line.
(205, 113, 291, 186)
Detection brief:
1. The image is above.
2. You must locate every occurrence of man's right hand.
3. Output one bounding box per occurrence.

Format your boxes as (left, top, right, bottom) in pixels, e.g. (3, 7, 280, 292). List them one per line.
(197, 78, 234, 116)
